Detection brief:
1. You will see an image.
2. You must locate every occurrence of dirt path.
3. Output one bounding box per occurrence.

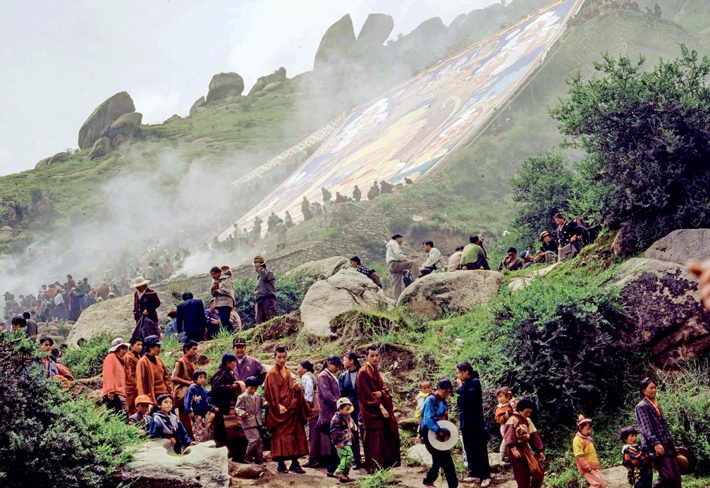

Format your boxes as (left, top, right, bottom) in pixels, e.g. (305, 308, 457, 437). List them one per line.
(230, 461, 516, 488)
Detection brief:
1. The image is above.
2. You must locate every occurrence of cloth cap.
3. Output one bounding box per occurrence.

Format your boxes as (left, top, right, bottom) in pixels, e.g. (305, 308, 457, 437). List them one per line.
(336, 397, 353, 409)
(253, 256, 265, 264)
(540, 231, 551, 240)
(233, 337, 247, 347)
(143, 335, 162, 347)
(135, 394, 153, 406)
(576, 414, 592, 429)
(109, 338, 128, 352)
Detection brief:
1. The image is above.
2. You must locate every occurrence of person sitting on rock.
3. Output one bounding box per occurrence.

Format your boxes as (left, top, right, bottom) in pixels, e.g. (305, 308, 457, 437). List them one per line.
(148, 394, 196, 453)
(461, 236, 490, 270)
(349, 256, 382, 288)
(380, 180, 394, 194)
(367, 181, 380, 200)
(539, 231, 558, 254)
(420, 241, 442, 276)
(446, 246, 465, 271)
(128, 395, 153, 432)
(499, 248, 524, 272)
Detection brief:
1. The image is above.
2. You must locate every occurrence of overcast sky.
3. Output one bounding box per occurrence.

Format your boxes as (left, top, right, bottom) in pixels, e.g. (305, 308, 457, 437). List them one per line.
(0, 0, 497, 176)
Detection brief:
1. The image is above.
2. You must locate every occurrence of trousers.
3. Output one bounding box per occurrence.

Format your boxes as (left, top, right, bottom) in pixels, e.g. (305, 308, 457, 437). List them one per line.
(388, 260, 420, 300)
(243, 427, 264, 464)
(423, 434, 458, 488)
(462, 430, 491, 479)
(336, 446, 354, 475)
(583, 468, 607, 488)
(653, 453, 682, 488)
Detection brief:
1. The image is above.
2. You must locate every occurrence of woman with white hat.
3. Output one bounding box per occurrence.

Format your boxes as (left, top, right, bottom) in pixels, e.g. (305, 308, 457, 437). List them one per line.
(131, 276, 161, 341)
(102, 338, 129, 416)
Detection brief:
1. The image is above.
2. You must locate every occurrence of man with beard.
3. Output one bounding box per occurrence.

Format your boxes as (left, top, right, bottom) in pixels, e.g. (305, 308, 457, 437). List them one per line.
(356, 346, 400, 473)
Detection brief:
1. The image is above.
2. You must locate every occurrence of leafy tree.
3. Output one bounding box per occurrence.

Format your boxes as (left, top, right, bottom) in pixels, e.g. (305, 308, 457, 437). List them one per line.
(510, 153, 576, 246)
(0, 333, 140, 487)
(551, 46, 710, 253)
(493, 273, 643, 437)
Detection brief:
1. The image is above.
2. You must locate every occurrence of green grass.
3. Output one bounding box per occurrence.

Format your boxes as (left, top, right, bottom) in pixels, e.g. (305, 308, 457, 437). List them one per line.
(356, 468, 396, 488)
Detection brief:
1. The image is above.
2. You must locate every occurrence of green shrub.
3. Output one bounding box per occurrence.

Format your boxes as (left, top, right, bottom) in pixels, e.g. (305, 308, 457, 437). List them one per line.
(0, 332, 141, 487)
(63, 333, 113, 379)
(492, 270, 645, 441)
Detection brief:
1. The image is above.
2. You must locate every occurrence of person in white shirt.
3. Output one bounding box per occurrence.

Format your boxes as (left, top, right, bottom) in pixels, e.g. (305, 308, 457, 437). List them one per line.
(385, 234, 420, 300)
(420, 241, 442, 277)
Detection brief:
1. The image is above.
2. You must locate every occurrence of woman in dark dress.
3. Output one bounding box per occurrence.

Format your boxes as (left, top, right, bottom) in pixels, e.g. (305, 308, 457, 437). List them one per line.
(210, 353, 247, 462)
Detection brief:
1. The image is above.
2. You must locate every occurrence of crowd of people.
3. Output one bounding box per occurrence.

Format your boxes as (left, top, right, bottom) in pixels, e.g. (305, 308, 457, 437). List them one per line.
(381, 212, 592, 299)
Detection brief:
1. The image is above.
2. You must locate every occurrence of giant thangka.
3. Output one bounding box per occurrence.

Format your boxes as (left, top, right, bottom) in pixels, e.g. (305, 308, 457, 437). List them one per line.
(222, 0, 583, 239)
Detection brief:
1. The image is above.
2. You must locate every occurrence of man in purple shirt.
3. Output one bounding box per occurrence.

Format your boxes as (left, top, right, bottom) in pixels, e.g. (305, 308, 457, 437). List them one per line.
(232, 337, 267, 384)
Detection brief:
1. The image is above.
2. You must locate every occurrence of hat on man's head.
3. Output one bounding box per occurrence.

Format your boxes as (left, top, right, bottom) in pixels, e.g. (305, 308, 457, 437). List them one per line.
(233, 337, 247, 348)
(135, 394, 153, 406)
(143, 335, 161, 347)
(130, 276, 151, 288)
(253, 255, 265, 264)
(336, 397, 353, 410)
(540, 231, 551, 240)
(109, 338, 128, 352)
(576, 414, 592, 430)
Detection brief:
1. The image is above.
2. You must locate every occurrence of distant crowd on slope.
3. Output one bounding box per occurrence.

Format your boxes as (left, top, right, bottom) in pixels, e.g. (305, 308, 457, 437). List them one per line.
(381, 212, 593, 300)
(1, 248, 190, 327)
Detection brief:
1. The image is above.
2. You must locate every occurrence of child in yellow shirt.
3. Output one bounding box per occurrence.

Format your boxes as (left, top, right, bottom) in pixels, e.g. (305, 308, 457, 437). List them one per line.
(573, 415, 607, 488)
(414, 380, 432, 422)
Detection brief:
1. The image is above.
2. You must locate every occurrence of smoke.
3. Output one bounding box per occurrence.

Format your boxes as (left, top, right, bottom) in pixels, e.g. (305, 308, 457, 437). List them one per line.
(0, 143, 260, 300)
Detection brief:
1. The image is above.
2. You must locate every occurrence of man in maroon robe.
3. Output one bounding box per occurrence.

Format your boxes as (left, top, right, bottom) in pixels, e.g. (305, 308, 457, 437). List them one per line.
(356, 346, 401, 473)
(264, 346, 310, 474)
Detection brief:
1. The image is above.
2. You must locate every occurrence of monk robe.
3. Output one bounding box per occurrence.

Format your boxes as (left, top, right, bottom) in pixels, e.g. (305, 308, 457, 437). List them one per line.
(124, 350, 141, 414)
(136, 353, 171, 405)
(264, 364, 309, 460)
(356, 362, 401, 472)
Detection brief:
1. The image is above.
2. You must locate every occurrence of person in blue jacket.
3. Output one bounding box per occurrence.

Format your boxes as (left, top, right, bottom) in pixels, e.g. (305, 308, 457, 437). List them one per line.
(149, 394, 195, 453)
(419, 379, 457, 488)
(338, 351, 363, 469)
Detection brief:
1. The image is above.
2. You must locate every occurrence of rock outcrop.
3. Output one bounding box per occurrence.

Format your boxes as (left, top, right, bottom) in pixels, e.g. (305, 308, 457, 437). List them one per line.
(643, 228, 710, 266)
(248, 67, 287, 96)
(66, 291, 174, 345)
(300, 268, 392, 337)
(613, 257, 710, 366)
(89, 136, 111, 160)
(163, 114, 182, 124)
(206, 73, 244, 104)
(357, 13, 394, 47)
(284, 255, 349, 285)
(189, 96, 206, 116)
(0, 225, 13, 242)
(118, 440, 229, 488)
(397, 270, 502, 319)
(78, 91, 135, 150)
(314, 14, 358, 71)
(102, 112, 142, 140)
(35, 151, 71, 168)
(508, 263, 560, 292)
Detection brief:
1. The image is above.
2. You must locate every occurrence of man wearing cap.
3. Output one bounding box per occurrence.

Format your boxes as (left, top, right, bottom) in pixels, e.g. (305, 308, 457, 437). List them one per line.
(420, 379, 458, 488)
(102, 338, 129, 416)
(461, 236, 490, 270)
(385, 234, 420, 300)
(128, 395, 153, 431)
(136, 335, 172, 405)
(232, 337, 267, 384)
(539, 231, 557, 254)
(253, 256, 277, 324)
(356, 346, 400, 473)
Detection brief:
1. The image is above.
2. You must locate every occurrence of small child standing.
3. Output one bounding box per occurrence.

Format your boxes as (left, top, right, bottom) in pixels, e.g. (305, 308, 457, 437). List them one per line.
(235, 376, 266, 464)
(128, 394, 153, 432)
(331, 397, 358, 483)
(495, 387, 516, 465)
(149, 394, 195, 453)
(620, 426, 655, 488)
(414, 380, 433, 423)
(573, 416, 607, 488)
(184, 370, 213, 443)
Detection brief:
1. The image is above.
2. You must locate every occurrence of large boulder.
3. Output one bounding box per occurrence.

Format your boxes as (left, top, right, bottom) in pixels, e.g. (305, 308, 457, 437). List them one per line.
(89, 136, 111, 160)
(78, 91, 135, 149)
(102, 111, 142, 140)
(0, 226, 13, 242)
(508, 263, 560, 292)
(206, 73, 244, 104)
(189, 96, 206, 116)
(66, 291, 175, 346)
(643, 228, 710, 266)
(300, 268, 392, 337)
(357, 13, 394, 47)
(612, 257, 710, 366)
(248, 67, 287, 96)
(284, 256, 349, 283)
(118, 440, 229, 488)
(397, 270, 502, 319)
(36, 151, 71, 168)
(313, 14, 358, 71)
